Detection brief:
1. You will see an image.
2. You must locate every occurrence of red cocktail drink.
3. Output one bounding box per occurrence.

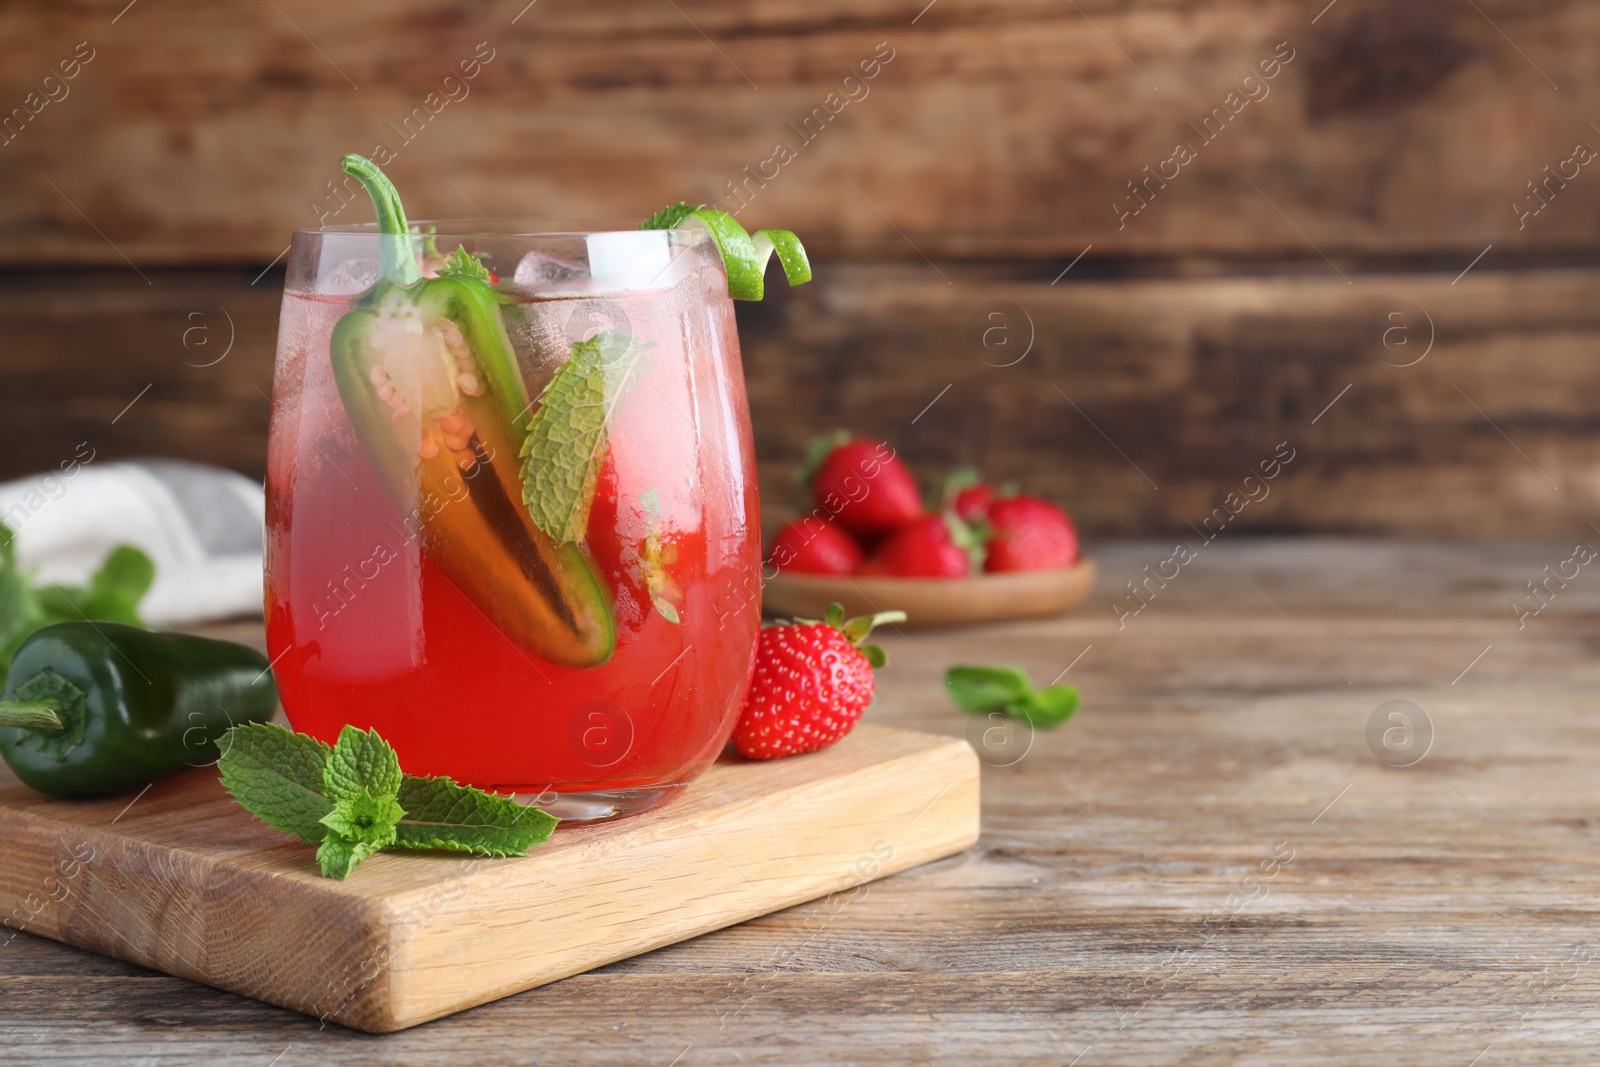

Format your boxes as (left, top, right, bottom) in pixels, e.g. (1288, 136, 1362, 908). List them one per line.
(266, 166, 762, 820)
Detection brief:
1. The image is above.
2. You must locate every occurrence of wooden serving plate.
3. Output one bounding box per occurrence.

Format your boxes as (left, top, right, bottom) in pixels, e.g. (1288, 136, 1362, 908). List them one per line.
(762, 557, 1097, 627)
(0, 724, 978, 1032)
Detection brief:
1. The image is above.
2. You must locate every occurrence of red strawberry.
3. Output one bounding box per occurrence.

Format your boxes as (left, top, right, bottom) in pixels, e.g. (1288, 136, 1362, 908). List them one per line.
(985, 495, 1078, 572)
(801, 433, 923, 537)
(939, 466, 1002, 523)
(952, 484, 993, 523)
(769, 517, 864, 576)
(732, 604, 904, 759)
(866, 513, 981, 578)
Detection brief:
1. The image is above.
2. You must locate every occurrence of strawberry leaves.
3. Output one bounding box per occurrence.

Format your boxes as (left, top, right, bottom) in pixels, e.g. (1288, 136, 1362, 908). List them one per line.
(796, 430, 852, 487)
(785, 602, 905, 669)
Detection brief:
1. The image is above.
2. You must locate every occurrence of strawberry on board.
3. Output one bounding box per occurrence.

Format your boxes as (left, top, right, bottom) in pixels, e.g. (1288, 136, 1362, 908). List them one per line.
(863, 513, 983, 578)
(985, 495, 1079, 572)
(731, 604, 906, 760)
(768, 517, 864, 576)
(800, 432, 924, 537)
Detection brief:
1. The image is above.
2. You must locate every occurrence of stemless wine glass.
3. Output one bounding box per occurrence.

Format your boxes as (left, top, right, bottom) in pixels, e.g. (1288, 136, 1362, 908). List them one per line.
(264, 221, 762, 821)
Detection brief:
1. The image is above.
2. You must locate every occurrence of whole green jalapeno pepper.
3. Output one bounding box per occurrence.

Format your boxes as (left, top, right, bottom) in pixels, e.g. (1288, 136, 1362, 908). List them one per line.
(0, 621, 279, 798)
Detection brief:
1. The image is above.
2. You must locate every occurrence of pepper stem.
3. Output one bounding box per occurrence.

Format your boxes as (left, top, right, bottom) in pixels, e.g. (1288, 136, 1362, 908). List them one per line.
(340, 153, 424, 287)
(0, 702, 63, 732)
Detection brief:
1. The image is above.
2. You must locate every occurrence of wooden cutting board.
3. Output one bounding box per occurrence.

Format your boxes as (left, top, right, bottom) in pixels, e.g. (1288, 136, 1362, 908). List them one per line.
(0, 724, 978, 1033)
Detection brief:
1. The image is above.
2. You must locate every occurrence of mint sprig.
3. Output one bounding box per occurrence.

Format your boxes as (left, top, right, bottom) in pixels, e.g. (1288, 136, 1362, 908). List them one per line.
(640, 202, 811, 301)
(640, 201, 699, 230)
(219, 722, 558, 879)
(436, 244, 493, 284)
(1, 524, 155, 689)
(945, 665, 1080, 728)
(520, 330, 652, 543)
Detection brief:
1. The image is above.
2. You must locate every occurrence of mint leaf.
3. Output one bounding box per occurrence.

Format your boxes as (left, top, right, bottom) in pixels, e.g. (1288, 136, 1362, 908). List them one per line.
(0, 533, 154, 689)
(0, 524, 43, 686)
(437, 244, 493, 284)
(945, 665, 1079, 729)
(218, 722, 335, 843)
(1018, 685, 1079, 726)
(393, 774, 558, 855)
(639, 201, 701, 230)
(326, 725, 403, 801)
(316, 832, 383, 880)
(9, 670, 88, 760)
(520, 330, 653, 543)
(320, 788, 404, 849)
(90, 545, 156, 607)
(945, 665, 1033, 713)
(37, 545, 154, 629)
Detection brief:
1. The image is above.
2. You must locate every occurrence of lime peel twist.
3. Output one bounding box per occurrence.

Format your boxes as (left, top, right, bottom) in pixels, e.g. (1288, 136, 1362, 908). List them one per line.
(640, 202, 812, 301)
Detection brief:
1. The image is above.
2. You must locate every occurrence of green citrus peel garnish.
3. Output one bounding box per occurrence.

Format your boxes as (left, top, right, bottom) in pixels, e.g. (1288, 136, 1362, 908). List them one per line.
(640, 202, 811, 301)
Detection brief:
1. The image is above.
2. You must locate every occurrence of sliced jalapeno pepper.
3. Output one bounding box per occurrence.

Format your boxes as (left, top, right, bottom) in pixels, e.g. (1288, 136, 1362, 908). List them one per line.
(329, 155, 615, 669)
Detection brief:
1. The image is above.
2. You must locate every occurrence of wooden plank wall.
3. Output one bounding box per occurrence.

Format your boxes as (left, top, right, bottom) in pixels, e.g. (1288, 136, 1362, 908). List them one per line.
(0, 0, 1595, 537)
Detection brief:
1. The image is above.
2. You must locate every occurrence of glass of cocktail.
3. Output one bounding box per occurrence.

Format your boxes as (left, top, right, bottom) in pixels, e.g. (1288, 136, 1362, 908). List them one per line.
(264, 157, 789, 821)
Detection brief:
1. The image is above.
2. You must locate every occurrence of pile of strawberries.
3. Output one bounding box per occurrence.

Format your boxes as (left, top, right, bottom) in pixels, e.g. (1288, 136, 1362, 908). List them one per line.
(768, 434, 1079, 578)
(730, 436, 1081, 762)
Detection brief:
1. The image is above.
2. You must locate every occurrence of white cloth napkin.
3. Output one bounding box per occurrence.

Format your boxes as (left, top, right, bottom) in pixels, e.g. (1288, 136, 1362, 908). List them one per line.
(0, 459, 265, 626)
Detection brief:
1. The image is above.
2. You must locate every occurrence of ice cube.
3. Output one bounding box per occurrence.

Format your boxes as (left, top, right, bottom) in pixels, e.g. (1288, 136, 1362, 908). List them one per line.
(513, 250, 589, 289)
(585, 230, 676, 292)
(315, 256, 379, 296)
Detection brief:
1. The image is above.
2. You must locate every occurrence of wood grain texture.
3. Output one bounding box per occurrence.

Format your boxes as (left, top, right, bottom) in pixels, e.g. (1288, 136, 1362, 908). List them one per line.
(7, 262, 1600, 539)
(0, 268, 277, 483)
(745, 262, 1600, 540)
(0, 0, 1595, 263)
(0, 724, 978, 1032)
(4, 539, 1599, 1062)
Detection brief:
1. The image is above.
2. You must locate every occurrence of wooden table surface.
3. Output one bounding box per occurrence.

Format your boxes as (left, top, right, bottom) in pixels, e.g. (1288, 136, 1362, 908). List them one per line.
(5, 538, 1599, 1065)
